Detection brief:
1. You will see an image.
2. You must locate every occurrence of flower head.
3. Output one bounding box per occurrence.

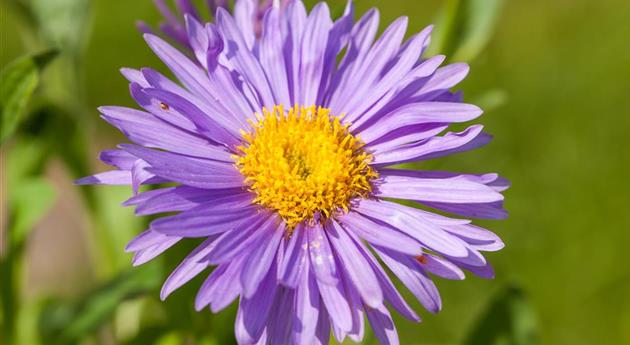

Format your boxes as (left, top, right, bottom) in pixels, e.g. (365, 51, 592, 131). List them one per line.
(80, 1, 509, 344)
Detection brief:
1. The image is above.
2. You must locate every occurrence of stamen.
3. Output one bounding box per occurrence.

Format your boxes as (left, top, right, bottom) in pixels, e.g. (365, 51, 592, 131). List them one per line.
(236, 105, 378, 228)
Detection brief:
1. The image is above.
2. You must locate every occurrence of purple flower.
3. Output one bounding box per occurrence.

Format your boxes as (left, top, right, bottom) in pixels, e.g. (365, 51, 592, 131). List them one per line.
(79, 1, 509, 344)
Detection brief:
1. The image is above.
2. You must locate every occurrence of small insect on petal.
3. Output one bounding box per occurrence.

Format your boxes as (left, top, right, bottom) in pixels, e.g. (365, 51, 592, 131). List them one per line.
(416, 255, 428, 265)
(160, 102, 169, 110)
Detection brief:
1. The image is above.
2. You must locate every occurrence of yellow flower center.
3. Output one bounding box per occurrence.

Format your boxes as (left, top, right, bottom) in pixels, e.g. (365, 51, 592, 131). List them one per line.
(236, 105, 378, 228)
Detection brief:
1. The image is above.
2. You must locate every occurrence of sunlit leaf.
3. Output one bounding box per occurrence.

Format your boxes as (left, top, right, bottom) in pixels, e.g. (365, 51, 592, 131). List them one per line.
(9, 178, 56, 247)
(0, 50, 57, 143)
(38, 265, 162, 345)
(464, 286, 539, 345)
(428, 0, 504, 62)
(27, 0, 92, 55)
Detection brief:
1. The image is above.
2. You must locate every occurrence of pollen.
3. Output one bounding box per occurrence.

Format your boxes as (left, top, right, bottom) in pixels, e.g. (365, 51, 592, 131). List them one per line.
(236, 105, 378, 229)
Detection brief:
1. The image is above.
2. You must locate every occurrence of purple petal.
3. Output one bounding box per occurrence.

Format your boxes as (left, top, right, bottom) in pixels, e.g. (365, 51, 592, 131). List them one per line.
(347, 26, 434, 124)
(377, 172, 504, 204)
(129, 186, 249, 216)
(267, 287, 296, 345)
(131, 237, 180, 266)
(314, 306, 331, 345)
(420, 254, 465, 280)
(258, 8, 291, 106)
(99, 149, 137, 170)
(334, 16, 408, 120)
(293, 263, 320, 344)
(326, 221, 383, 308)
(372, 125, 490, 166)
(376, 247, 442, 313)
(365, 304, 400, 345)
(150, 203, 257, 237)
(75, 170, 132, 185)
(326, 8, 380, 113)
(131, 159, 153, 194)
(119, 144, 243, 189)
(356, 102, 483, 144)
(240, 221, 284, 298)
(308, 223, 338, 285)
(99, 106, 233, 161)
(279, 224, 308, 288)
(140, 88, 240, 146)
(295, 2, 332, 106)
(204, 213, 274, 265)
(216, 8, 275, 109)
(233, 0, 256, 49)
(355, 199, 469, 257)
(144, 33, 217, 103)
(412, 63, 470, 100)
(160, 236, 217, 299)
(125, 229, 176, 252)
(317, 276, 353, 333)
(340, 211, 423, 256)
(195, 255, 245, 312)
(235, 263, 278, 344)
(359, 239, 420, 322)
(120, 67, 148, 86)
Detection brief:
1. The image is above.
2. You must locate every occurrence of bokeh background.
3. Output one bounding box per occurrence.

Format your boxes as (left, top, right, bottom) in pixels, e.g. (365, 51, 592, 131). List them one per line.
(1, 0, 629, 344)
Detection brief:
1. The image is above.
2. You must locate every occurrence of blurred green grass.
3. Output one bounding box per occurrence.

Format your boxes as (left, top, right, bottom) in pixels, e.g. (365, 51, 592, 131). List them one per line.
(2, 0, 630, 344)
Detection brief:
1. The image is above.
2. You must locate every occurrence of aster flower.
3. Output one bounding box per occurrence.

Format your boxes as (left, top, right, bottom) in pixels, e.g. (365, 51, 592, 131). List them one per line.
(79, 1, 509, 344)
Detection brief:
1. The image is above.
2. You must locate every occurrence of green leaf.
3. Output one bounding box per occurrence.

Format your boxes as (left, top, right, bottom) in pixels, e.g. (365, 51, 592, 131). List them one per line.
(9, 178, 56, 247)
(0, 50, 57, 143)
(27, 0, 92, 55)
(464, 286, 540, 345)
(38, 265, 163, 345)
(428, 0, 504, 62)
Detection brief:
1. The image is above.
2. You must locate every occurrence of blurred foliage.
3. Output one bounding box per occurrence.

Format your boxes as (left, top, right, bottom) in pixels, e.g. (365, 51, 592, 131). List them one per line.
(429, 0, 504, 62)
(463, 286, 538, 345)
(0, 50, 57, 142)
(1, 0, 629, 345)
(38, 264, 162, 345)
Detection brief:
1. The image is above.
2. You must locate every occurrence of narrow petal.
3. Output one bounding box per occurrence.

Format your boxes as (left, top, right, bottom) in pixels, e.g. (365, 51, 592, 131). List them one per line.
(241, 221, 285, 298)
(204, 213, 274, 265)
(317, 275, 353, 333)
(120, 144, 244, 189)
(376, 247, 442, 313)
(195, 256, 245, 312)
(327, 221, 383, 308)
(160, 237, 217, 300)
(150, 203, 257, 237)
(340, 211, 423, 256)
(216, 8, 275, 109)
(132, 237, 180, 266)
(235, 263, 278, 344)
(99, 149, 136, 170)
(420, 254, 466, 280)
(308, 223, 338, 285)
(279, 224, 308, 288)
(75, 170, 132, 185)
(355, 199, 469, 257)
(293, 263, 320, 344)
(144, 33, 217, 102)
(99, 106, 233, 161)
(356, 102, 483, 144)
(296, 2, 333, 106)
(376, 173, 504, 204)
(372, 125, 490, 166)
(365, 304, 400, 345)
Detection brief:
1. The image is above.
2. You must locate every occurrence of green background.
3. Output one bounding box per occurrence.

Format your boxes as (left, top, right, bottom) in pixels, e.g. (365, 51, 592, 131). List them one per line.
(1, 0, 629, 344)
